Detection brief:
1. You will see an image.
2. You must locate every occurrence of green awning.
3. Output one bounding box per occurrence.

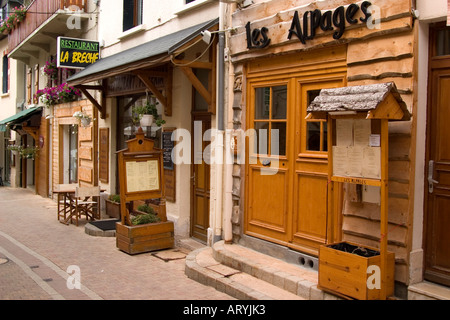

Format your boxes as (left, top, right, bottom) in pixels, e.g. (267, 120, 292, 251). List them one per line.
(0, 107, 42, 132)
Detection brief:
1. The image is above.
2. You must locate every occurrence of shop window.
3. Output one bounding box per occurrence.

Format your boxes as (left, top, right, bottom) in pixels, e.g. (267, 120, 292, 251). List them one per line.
(2, 55, 8, 94)
(61, 125, 78, 184)
(123, 0, 143, 32)
(253, 85, 287, 156)
(305, 89, 327, 152)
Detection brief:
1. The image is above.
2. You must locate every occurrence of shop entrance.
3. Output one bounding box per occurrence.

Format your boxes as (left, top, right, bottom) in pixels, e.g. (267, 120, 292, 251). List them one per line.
(424, 24, 450, 287)
(244, 49, 347, 255)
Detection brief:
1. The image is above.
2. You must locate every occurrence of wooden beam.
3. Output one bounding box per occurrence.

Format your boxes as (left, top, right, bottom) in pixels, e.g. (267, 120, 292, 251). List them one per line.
(171, 59, 213, 69)
(179, 66, 212, 106)
(165, 65, 173, 116)
(134, 71, 168, 112)
(77, 86, 107, 119)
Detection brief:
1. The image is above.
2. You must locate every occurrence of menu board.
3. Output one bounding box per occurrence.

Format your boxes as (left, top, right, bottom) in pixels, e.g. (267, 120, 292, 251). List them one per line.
(162, 131, 174, 170)
(125, 159, 160, 193)
(333, 119, 381, 179)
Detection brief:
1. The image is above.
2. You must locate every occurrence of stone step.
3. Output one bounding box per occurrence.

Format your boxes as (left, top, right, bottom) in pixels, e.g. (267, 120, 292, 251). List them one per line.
(185, 240, 341, 300)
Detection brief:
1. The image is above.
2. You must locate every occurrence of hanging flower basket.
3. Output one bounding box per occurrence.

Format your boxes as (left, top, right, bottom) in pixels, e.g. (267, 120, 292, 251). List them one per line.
(7, 145, 40, 160)
(73, 111, 93, 127)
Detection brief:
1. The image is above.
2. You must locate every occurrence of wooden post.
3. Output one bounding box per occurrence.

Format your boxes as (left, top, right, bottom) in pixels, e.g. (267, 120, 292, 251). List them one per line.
(380, 119, 389, 300)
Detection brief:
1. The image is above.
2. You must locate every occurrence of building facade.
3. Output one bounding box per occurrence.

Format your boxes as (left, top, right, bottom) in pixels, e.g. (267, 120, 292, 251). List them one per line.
(218, 0, 450, 298)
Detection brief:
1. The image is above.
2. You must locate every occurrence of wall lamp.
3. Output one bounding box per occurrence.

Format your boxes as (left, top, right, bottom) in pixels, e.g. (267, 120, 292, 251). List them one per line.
(201, 27, 237, 44)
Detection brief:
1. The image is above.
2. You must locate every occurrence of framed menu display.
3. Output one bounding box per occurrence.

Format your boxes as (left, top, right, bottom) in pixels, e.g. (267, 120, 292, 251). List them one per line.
(117, 128, 166, 225)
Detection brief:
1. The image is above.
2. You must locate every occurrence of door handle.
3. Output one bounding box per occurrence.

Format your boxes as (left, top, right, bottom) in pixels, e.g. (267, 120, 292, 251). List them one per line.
(428, 160, 439, 193)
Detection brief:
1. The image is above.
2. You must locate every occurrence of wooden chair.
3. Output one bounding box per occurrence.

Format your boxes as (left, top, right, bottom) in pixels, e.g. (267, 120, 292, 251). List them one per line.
(56, 184, 76, 223)
(72, 186, 101, 226)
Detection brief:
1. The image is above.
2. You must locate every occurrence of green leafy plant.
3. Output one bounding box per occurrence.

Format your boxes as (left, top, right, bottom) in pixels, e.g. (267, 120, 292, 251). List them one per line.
(7, 145, 39, 159)
(131, 212, 161, 225)
(132, 101, 166, 127)
(108, 194, 121, 203)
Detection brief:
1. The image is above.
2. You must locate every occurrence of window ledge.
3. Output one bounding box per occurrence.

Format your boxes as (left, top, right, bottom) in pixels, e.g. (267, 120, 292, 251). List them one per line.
(175, 0, 214, 16)
(118, 24, 147, 41)
(0, 92, 9, 98)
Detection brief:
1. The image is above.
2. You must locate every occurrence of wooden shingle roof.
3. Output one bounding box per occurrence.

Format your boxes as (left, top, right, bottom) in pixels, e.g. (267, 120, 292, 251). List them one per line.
(307, 82, 411, 121)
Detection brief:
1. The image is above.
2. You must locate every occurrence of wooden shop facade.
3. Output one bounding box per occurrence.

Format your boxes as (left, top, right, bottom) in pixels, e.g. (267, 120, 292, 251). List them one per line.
(225, 0, 450, 297)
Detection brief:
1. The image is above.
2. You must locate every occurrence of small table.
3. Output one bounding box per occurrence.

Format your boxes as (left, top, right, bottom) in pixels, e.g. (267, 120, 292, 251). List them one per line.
(54, 184, 76, 224)
(54, 184, 103, 225)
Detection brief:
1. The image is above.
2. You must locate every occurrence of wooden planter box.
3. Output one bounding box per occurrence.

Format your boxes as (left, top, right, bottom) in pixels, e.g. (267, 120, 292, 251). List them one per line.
(318, 241, 395, 300)
(116, 221, 174, 255)
(105, 199, 121, 219)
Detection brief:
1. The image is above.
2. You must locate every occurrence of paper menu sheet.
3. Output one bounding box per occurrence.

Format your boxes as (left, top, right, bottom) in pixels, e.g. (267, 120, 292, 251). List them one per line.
(336, 119, 354, 147)
(353, 119, 372, 146)
(362, 147, 381, 179)
(126, 159, 160, 193)
(332, 146, 381, 179)
(335, 119, 372, 147)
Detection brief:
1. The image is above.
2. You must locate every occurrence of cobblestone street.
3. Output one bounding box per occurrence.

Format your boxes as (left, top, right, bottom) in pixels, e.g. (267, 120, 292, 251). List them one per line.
(0, 187, 233, 301)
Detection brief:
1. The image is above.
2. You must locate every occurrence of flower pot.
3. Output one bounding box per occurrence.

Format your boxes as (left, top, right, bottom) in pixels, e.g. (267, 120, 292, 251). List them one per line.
(140, 114, 154, 127)
(116, 220, 174, 254)
(81, 117, 91, 127)
(105, 199, 121, 219)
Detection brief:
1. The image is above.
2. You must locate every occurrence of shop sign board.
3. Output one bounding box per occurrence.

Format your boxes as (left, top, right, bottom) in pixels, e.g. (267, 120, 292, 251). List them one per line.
(245, 1, 376, 49)
(57, 37, 100, 69)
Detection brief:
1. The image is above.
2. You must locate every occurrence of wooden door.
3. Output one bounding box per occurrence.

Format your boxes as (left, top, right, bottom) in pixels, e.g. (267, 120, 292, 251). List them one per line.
(191, 113, 211, 243)
(245, 81, 291, 244)
(291, 79, 345, 254)
(245, 77, 345, 253)
(424, 25, 450, 286)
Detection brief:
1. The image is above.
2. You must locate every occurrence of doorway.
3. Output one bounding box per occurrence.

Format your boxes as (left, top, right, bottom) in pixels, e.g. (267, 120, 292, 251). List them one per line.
(424, 24, 450, 287)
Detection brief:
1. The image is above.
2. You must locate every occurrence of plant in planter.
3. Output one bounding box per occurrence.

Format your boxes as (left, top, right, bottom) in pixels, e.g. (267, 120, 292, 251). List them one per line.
(73, 111, 93, 127)
(7, 145, 39, 159)
(42, 58, 58, 80)
(105, 194, 121, 219)
(131, 211, 161, 225)
(133, 101, 166, 127)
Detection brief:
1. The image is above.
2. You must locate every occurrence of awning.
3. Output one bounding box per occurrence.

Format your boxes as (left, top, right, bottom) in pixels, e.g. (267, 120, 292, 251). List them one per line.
(67, 18, 219, 86)
(0, 107, 43, 132)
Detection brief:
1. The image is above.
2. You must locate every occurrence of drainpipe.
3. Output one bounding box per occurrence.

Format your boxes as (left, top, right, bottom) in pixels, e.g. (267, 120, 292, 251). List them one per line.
(212, 1, 226, 245)
(222, 3, 234, 244)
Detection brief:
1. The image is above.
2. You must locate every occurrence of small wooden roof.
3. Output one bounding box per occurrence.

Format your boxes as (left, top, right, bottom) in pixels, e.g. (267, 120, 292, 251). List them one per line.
(307, 82, 411, 121)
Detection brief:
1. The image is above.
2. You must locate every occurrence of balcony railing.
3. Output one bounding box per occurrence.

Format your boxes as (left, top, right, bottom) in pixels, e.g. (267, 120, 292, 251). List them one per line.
(9, 0, 85, 53)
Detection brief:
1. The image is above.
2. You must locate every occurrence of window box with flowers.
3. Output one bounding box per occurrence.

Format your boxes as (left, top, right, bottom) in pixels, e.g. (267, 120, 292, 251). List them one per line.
(73, 111, 93, 127)
(0, 6, 26, 35)
(35, 83, 81, 108)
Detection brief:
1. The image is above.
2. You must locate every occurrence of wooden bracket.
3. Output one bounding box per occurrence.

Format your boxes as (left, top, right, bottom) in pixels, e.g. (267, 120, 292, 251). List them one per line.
(75, 84, 107, 119)
(134, 70, 173, 117)
(179, 66, 212, 106)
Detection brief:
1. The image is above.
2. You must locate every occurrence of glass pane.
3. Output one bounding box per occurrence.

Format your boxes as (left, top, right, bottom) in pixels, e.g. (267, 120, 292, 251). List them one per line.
(69, 125, 78, 183)
(272, 86, 287, 119)
(271, 122, 286, 156)
(307, 121, 320, 151)
(194, 69, 209, 111)
(436, 29, 450, 56)
(322, 121, 328, 152)
(255, 122, 269, 155)
(307, 89, 321, 105)
(255, 87, 270, 119)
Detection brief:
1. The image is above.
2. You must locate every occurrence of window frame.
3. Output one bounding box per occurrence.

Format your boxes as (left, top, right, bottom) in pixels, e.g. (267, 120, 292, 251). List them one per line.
(123, 0, 143, 32)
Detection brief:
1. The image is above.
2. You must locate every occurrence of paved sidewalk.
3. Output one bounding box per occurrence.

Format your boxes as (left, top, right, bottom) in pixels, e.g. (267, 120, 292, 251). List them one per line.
(0, 187, 233, 300)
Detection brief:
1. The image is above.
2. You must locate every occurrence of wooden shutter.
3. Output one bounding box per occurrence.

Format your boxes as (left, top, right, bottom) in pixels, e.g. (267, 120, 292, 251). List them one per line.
(26, 67, 32, 105)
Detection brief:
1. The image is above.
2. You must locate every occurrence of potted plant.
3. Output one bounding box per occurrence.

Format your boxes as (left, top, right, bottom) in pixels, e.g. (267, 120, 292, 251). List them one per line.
(133, 101, 166, 128)
(7, 145, 39, 159)
(116, 201, 174, 255)
(105, 194, 121, 219)
(73, 111, 92, 127)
